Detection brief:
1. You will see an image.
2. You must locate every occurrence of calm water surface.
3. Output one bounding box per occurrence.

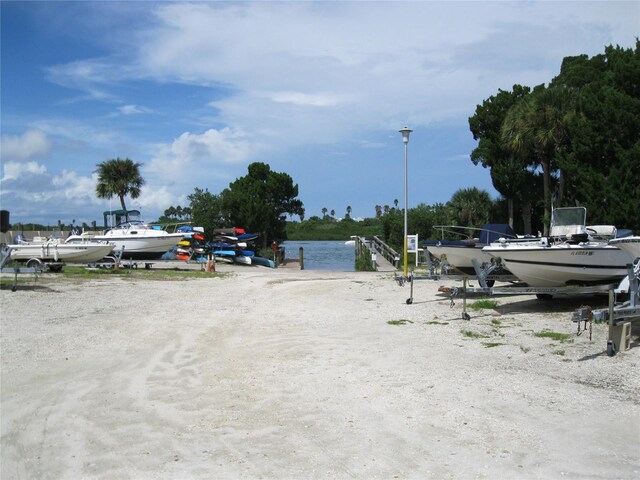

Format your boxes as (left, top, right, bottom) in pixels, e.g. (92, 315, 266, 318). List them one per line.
(282, 240, 356, 271)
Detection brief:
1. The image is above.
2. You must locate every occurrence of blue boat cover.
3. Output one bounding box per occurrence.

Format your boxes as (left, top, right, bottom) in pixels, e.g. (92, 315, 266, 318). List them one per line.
(478, 224, 516, 244)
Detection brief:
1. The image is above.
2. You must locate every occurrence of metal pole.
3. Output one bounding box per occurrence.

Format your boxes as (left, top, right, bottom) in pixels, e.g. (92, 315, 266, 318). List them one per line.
(403, 140, 408, 277)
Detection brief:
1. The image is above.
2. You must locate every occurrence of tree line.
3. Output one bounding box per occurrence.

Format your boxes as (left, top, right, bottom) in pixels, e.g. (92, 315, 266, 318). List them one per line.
(469, 41, 640, 234)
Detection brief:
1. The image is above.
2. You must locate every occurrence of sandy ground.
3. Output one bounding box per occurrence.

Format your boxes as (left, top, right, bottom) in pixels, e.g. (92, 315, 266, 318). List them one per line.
(1, 263, 639, 479)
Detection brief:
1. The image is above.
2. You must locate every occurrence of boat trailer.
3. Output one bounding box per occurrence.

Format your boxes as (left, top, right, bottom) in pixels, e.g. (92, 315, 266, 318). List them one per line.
(571, 261, 640, 356)
(0, 246, 42, 292)
(395, 255, 640, 356)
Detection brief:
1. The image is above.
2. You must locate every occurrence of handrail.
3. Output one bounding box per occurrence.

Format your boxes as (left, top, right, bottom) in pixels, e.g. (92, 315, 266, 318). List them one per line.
(372, 236, 400, 267)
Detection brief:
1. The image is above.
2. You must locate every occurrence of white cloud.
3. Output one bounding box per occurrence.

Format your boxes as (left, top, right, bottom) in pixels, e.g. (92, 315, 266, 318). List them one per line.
(1, 129, 52, 162)
(119, 104, 151, 115)
(148, 127, 253, 175)
(1, 161, 48, 182)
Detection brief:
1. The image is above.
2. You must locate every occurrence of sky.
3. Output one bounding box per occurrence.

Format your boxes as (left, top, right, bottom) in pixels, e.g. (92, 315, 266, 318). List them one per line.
(1, 1, 638, 226)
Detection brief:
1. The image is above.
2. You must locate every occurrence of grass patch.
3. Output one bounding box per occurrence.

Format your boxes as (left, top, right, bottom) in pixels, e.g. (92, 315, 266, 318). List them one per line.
(427, 321, 449, 325)
(491, 319, 502, 325)
(552, 349, 566, 356)
(534, 329, 572, 343)
(387, 319, 414, 326)
(482, 342, 504, 348)
(461, 329, 490, 339)
(469, 299, 499, 311)
(61, 265, 229, 281)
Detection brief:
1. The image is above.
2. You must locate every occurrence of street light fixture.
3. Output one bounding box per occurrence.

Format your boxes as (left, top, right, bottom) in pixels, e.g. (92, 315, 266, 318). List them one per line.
(399, 127, 412, 277)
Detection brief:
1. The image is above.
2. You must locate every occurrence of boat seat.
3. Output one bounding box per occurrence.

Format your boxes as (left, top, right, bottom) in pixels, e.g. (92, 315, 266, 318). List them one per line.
(586, 225, 617, 239)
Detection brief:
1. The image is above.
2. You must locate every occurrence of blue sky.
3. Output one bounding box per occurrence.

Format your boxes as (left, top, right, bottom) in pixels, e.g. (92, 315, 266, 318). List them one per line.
(1, 1, 638, 226)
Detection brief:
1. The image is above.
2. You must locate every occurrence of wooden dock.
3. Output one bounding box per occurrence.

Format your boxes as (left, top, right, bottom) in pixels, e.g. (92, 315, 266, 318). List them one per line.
(355, 236, 399, 272)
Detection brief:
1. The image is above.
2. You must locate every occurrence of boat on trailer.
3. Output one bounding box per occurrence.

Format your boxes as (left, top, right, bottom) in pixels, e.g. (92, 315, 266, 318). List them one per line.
(482, 207, 633, 287)
(424, 224, 520, 274)
(7, 234, 115, 265)
(79, 210, 184, 261)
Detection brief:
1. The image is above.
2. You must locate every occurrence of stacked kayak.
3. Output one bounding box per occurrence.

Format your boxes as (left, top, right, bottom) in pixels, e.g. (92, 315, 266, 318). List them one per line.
(173, 226, 207, 261)
(209, 227, 275, 267)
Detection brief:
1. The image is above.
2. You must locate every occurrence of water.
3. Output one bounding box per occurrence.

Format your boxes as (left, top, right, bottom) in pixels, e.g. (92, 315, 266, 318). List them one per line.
(282, 240, 356, 271)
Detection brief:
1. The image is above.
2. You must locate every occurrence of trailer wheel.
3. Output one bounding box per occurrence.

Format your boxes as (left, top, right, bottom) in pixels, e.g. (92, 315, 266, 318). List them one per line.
(606, 341, 616, 357)
(49, 264, 63, 273)
(101, 257, 116, 269)
(26, 258, 43, 271)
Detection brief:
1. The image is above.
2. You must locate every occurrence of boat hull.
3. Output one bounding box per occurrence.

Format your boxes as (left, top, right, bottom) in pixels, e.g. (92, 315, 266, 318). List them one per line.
(92, 232, 183, 260)
(427, 244, 494, 273)
(608, 236, 640, 261)
(7, 242, 115, 263)
(483, 243, 630, 287)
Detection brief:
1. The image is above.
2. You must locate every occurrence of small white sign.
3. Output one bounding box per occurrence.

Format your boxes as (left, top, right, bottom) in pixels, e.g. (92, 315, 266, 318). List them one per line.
(407, 234, 418, 253)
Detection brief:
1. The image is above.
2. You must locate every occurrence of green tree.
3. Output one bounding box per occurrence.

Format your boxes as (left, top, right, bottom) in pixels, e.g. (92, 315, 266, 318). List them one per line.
(95, 157, 144, 210)
(469, 85, 531, 228)
(187, 188, 224, 241)
(164, 206, 176, 218)
(221, 162, 304, 248)
(345, 205, 352, 219)
(446, 187, 493, 227)
(551, 42, 640, 230)
(501, 85, 576, 234)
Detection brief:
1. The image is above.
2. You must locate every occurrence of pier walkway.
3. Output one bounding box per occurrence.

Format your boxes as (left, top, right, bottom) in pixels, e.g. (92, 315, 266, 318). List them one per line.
(355, 236, 399, 272)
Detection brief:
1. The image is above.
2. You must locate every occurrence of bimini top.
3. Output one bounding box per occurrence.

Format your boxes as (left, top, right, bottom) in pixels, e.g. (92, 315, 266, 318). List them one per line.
(103, 209, 142, 228)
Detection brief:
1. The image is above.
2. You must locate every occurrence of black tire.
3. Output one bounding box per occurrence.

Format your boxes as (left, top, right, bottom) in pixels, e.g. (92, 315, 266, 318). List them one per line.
(26, 258, 43, 271)
(536, 294, 553, 300)
(406, 298, 413, 305)
(606, 341, 616, 357)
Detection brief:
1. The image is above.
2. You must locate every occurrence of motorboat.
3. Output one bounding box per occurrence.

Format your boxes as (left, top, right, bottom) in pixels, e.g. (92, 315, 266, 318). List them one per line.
(482, 207, 632, 287)
(81, 209, 184, 260)
(6, 235, 115, 264)
(608, 236, 640, 262)
(424, 224, 520, 274)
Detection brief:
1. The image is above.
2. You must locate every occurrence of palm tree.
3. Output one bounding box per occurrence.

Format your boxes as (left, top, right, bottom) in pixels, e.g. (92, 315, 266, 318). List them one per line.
(346, 205, 352, 219)
(501, 85, 575, 234)
(321, 207, 328, 219)
(95, 158, 145, 211)
(447, 187, 492, 228)
(164, 206, 176, 218)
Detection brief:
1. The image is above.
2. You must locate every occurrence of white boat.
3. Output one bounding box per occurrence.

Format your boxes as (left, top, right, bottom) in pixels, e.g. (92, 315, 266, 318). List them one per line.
(84, 209, 184, 260)
(7, 236, 115, 264)
(482, 207, 631, 287)
(425, 224, 519, 274)
(608, 236, 640, 261)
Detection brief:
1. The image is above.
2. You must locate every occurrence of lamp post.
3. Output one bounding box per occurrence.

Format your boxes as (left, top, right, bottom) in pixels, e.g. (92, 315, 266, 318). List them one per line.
(399, 127, 412, 277)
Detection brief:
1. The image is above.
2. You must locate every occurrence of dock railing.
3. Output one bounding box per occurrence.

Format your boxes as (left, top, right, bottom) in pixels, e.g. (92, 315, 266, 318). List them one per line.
(372, 236, 400, 269)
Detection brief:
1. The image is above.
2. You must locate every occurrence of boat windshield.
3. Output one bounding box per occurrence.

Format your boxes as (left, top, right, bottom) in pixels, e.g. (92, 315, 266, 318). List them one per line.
(550, 207, 587, 237)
